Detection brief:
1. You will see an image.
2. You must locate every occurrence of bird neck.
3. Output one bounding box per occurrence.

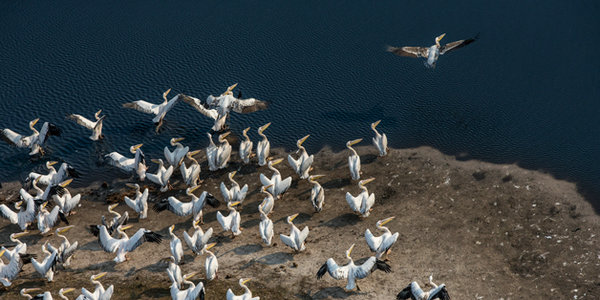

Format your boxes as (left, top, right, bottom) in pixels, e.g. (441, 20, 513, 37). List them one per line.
(258, 131, 267, 140)
(377, 225, 390, 234)
(59, 292, 69, 300)
(10, 235, 21, 244)
(347, 145, 357, 157)
(58, 233, 69, 244)
(242, 131, 250, 141)
(268, 163, 280, 175)
(360, 185, 368, 193)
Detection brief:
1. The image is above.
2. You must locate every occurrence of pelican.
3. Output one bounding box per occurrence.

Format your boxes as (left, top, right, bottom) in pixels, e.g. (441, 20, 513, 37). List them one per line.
(169, 225, 184, 265)
(227, 278, 259, 300)
(37, 201, 69, 235)
(96, 224, 163, 263)
(396, 275, 450, 300)
(259, 185, 274, 216)
(179, 94, 227, 132)
(32, 241, 58, 282)
(206, 132, 232, 171)
(1, 118, 61, 156)
(365, 216, 398, 259)
(1, 232, 34, 263)
(20, 287, 75, 300)
(180, 150, 201, 187)
(170, 272, 205, 300)
(166, 256, 183, 289)
(165, 137, 189, 167)
(239, 127, 253, 164)
(123, 183, 149, 219)
(371, 120, 388, 157)
(258, 203, 273, 246)
(204, 243, 218, 281)
(288, 135, 314, 179)
(27, 161, 81, 187)
(122, 88, 180, 132)
(52, 179, 81, 215)
(92, 203, 129, 237)
(347, 139, 362, 180)
(346, 178, 376, 218)
(256, 122, 271, 166)
(316, 243, 392, 291)
(220, 171, 249, 205)
(68, 109, 105, 141)
(387, 33, 478, 68)
(79, 272, 114, 300)
(0, 196, 37, 231)
(147, 158, 174, 192)
(23, 176, 45, 201)
(280, 213, 309, 252)
(183, 219, 213, 255)
(47, 225, 78, 267)
(153, 187, 219, 224)
(105, 143, 146, 180)
(308, 175, 325, 212)
(0, 248, 24, 287)
(216, 201, 242, 237)
(259, 158, 292, 199)
(207, 83, 268, 115)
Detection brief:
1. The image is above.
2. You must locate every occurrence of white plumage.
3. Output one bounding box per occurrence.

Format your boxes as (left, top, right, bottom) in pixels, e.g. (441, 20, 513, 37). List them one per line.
(279, 213, 309, 252)
(67, 109, 105, 141)
(226, 278, 260, 300)
(288, 135, 314, 179)
(308, 175, 325, 212)
(220, 171, 249, 205)
(183, 220, 213, 255)
(123, 183, 149, 219)
(180, 150, 201, 188)
(46, 225, 78, 267)
(206, 132, 232, 171)
(169, 225, 184, 265)
(347, 139, 362, 181)
(52, 179, 81, 215)
(79, 272, 114, 300)
(371, 120, 388, 157)
(32, 242, 58, 282)
(0, 196, 37, 231)
(122, 89, 179, 132)
(146, 158, 174, 192)
(164, 137, 189, 167)
(154, 187, 216, 224)
(105, 144, 147, 180)
(256, 122, 271, 166)
(96, 224, 162, 263)
(216, 201, 242, 237)
(204, 243, 219, 281)
(258, 204, 273, 246)
(239, 127, 253, 164)
(345, 178, 376, 218)
(258, 185, 274, 216)
(259, 158, 292, 199)
(37, 202, 66, 235)
(364, 216, 398, 259)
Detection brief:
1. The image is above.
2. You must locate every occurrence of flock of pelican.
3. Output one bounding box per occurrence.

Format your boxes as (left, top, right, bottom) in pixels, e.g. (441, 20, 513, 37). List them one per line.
(0, 80, 452, 299)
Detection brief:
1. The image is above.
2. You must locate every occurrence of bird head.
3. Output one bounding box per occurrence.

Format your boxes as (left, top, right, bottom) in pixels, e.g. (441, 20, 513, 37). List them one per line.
(258, 122, 271, 134)
(371, 120, 381, 130)
(218, 131, 231, 142)
(151, 158, 162, 164)
(287, 213, 299, 224)
(240, 278, 252, 285)
(108, 203, 119, 211)
(261, 184, 274, 193)
(346, 138, 362, 148)
(59, 288, 76, 295)
(169, 225, 175, 233)
(11, 231, 29, 239)
(92, 272, 107, 281)
(297, 134, 310, 148)
(57, 225, 75, 234)
(0, 249, 5, 258)
(120, 224, 133, 231)
(130, 143, 143, 153)
(309, 174, 325, 182)
(184, 272, 197, 280)
(270, 158, 284, 166)
(126, 183, 139, 189)
(14, 201, 23, 210)
(359, 177, 375, 187)
(345, 244, 355, 258)
(206, 242, 217, 251)
(229, 201, 241, 208)
(435, 33, 446, 46)
(163, 88, 172, 101)
(171, 137, 185, 145)
(59, 178, 73, 188)
(242, 127, 251, 136)
(228, 171, 237, 180)
(187, 185, 201, 194)
(377, 216, 395, 227)
(187, 149, 201, 157)
(21, 288, 41, 296)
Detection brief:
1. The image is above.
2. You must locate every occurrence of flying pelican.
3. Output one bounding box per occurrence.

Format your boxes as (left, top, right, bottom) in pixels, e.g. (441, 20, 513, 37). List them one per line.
(0, 248, 24, 287)
(258, 203, 273, 246)
(46, 225, 78, 267)
(32, 241, 58, 282)
(164, 137, 189, 167)
(68, 109, 106, 141)
(365, 216, 398, 259)
(166, 256, 183, 289)
(169, 225, 184, 265)
(169, 272, 205, 300)
(207, 83, 268, 115)
(1, 232, 34, 263)
(28, 161, 80, 187)
(259, 185, 274, 216)
(387, 33, 478, 68)
(27, 161, 58, 186)
(204, 243, 218, 281)
(371, 120, 388, 157)
(146, 158, 174, 192)
(220, 171, 249, 206)
(183, 219, 213, 255)
(0, 196, 37, 231)
(346, 178, 376, 218)
(288, 135, 314, 179)
(79, 272, 114, 300)
(122, 88, 180, 132)
(206, 132, 232, 171)
(1, 118, 61, 156)
(396, 275, 450, 300)
(216, 201, 242, 237)
(347, 139, 362, 181)
(105, 143, 146, 180)
(239, 127, 253, 164)
(96, 224, 163, 263)
(179, 94, 227, 132)
(316, 243, 392, 291)
(123, 183, 149, 219)
(227, 278, 259, 300)
(37, 201, 69, 235)
(256, 122, 271, 166)
(259, 158, 292, 199)
(52, 179, 81, 215)
(20, 287, 75, 300)
(153, 187, 219, 224)
(180, 150, 201, 188)
(280, 213, 309, 252)
(308, 175, 325, 212)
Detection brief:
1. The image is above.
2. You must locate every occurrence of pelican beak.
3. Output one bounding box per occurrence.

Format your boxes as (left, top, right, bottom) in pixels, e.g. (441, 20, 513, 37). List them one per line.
(259, 122, 271, 133)
(229, 171, 237, 178)
(194, 219, 201, 226)
(206, 242, 216, 250)
(227, 83, 238, 92)
(41, 202, 48, 209)
(360, 177, 376, 186)
(34, 176, 42, 184)
(184, 272, 197, 280)
(169, 225, 175, 232)
(121, 224, 133, 231)
(271, 158, 284, 166)
(48, 161, 59, 166)
(132, 143, 143, 151)
(188, 149, 201, 156)
(243, 127, 250, 134)
(126, 183, 137, 189)
(13, 231, 29, 238)
(151, 158, 160, 164)
(310, 175, 325, 181)
(220, 131, 231, 139)
(163, 88, 172, 100)
(93, 272, 107, 280)
(109, 203, 119, 210)
(347, 138, 363, 147)
(31, 118, 40, 126)
(380, 216, 395, 226)
(436, 33, 446, 43)
(15, 201, 23, 209)
(96, 109, 103, 115)
(172, 137, 185, 143)
(58, 225, 75, 234)
(348, 244, 355, 256)
(371, 120, 381, 130)
(24, 288, 41, 293)
(59, 178, 73, 188)
(61, 288, 75, 294)
(289, 213, 299, 222)
(0, 249, 6, 257)
(189, 185, 201, 193)
(265, 184, 274, 190)
(242, 278, 252, 285)
(230, 201, 241, 207)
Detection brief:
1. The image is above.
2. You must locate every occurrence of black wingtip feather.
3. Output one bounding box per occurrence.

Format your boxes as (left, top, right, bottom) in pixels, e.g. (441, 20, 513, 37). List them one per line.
(206, 193, 220, 208)
(153, 200, 169, 213)
(144, 231, 163, 244)
(48, 123, 61, 136)
(316, 262, 328, 279)
(375, 259, 391, 273)
(67, 167, 81, 178)
(89, 225, 100, 237)
(58, 210, 69, 225)
(396, 285, 413, 300)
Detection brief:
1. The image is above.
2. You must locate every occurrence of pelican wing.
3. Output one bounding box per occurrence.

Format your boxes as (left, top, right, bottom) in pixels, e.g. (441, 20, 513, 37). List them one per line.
(280, 233, 296, 249)
(216, 211, 231, 231)
(259, 173, 274, 190)
(345, 192, 361, 213)
(36, 122, 61, 146)
(0, 253, 23, 280)
(200, 227, 213, 245)
(396, 284, 414, 300)
(98, 225, 121, 253)
(0, 204, 18, 224)
(317, 258, 349, 280)
(123, 100, 161, 115)
(168, 197, 193, 216)
(47, 206, 67, 228)
(387, 46, 429, 58)
(220, 182, 232, 203)
(1, 128, 28, 147)
(353, 257, 377, 279)
(364, 229, 382, 252)
(260, 218, 273, 245)
(440, 35, 478, 55)
(60, 241, 78, 262)
(67, 114, 96, 129)
(380, 232, 399, 253)
(105, 152, 134, 171)
(299, 226, 309, 244)
(123, 229, 162, 252)
(231, 97, 268, 113)
(429, 285, 451, 300)
(32, 250, 57, 275)
(180, 94, 219, 119)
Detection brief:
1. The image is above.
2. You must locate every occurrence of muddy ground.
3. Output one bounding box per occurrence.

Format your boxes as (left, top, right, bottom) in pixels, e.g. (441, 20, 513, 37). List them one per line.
(1, 145, 599, 299)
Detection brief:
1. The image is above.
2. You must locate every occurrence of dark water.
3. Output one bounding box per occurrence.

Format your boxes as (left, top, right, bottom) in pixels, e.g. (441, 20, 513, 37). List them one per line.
(1, 1, 599, 210)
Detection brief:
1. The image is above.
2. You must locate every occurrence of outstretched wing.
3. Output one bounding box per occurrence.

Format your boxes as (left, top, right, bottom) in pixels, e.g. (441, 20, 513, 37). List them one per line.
(179, 94, 219, 119)
(0, 204, 18, 223)
(67, 114, 95, 129)
(123, 100, 160, 115)
(364, 229, 382, 252)
(387, 46, 429, 58)
(123, 229, 162, 252)
(396, 284, 415, 300)
(440, 34, 479, 55)
(230, 97, 268, 114)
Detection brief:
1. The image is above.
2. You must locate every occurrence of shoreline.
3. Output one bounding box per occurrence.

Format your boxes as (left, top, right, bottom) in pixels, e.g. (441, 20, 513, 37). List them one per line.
(1, 145, 599, 299)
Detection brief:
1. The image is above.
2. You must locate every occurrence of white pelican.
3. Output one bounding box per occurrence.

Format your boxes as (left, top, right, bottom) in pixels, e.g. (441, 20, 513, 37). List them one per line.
(169, 225, 184, 265)
(346, 178, 376, 218)
(1, 118, 61, 156)
(68, 109, 105, 141)
(220, 171, 249, 205)
(365, 216, 398, 259)
(204, 243, 218, 281)
(308, 175, 325, 212)
(239, 127, 253, 164)
(0, 248, 24, 287)
(96, 224, 162, 263)
(46, 225, 78, 267)
(280, 213, 309, 252)
(146, 158, 174, 192)
(170, 272, 205, 300)
(154, 187, 219, 224)
(227, 278, 259, 300)
(123, 183, 149, 219)
(52, 179, 81, 215)
(22, 176, 45, 201)
(179, 94, 227, 132)
(347, 139, 362, 181)
(166, 256, 183, 289)
(316, 243, 392, 291)
(216, 201, 242, 237)
(288, 135, 314, 179)
(37, 201, 69, 235)
(27, 161, 81, 187)
(183, 219, 213, 255)
(79, 272, 114, 300)
(208, 83, 268, 115)
(88, 203, 129, 237)
(387, 33, 478, 68)
(206, 132, 232, 171)
(164, 137, 189, 167)
(122, 88, 180, 132)
(32, 241, 58, 282)
(396, 275, 450, 300)
(105, 143, 147, 180)
(0, 196, 37, 231)
(20, 287, 75, 300)
(256, 122, 271, 166)
(371, 120, 388, 157)
(259, 158, 292, 199)
(258, 203, 273, 246)
(180, 150, 201, 188)
(259, 185, 274, 216)
(1, 232, 31, 262)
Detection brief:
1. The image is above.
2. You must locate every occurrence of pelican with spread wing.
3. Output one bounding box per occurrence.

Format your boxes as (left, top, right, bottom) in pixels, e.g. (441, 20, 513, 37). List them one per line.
(180, 150, 201, 187)
(308, 175, 325, 212)
(123, 183, 149, 219)
(216, 201, 242, 237)
(52, 179, 81, 215)
(164, 137, 189, 167)
(32, 242, 58, 282)
(179, 94, 227, 132)
(206, 132, 232, 171)
(79, 272, 114, 300)
(208, 83, 268, 115)
(170, 272, 205, 300)
(153, 187, 219, 224)
(67, 109, 105, 140)
(220, 171, 249, 206)
(280, 213, 309, 252)
(387, 33, 478, 68)
(37, 202, 69, 235)
(105, 143, 146, 180)
(122, 88, 180, 132)
(1, 118, 61, 156)
(239, 127, 253, 164)
(183, 219, 213, 255)
(259, 185, 274, 216)
(259, 158, 292, 199)
(288, 135, 314, 179)
(28, 162, 80, 187)
(371, 120, 388, 157)
(0, 197, 37, 231)
(256, 122, 271, 166)
(346, 178, 376, 218)
(147, 158, 174, 192)
(365, 216, 398, 259)
(396, 275, 451, 300)
(227, 278, 259, 300)
(46, 225, 78, 267)
(0, 248, 24, 287)
(96, 224, 162, 263)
